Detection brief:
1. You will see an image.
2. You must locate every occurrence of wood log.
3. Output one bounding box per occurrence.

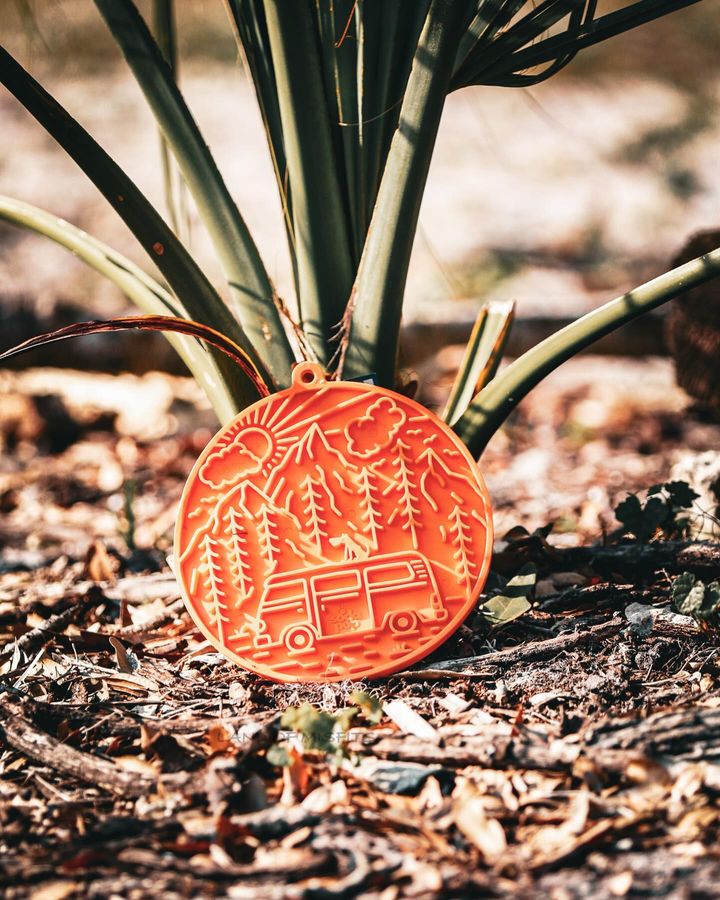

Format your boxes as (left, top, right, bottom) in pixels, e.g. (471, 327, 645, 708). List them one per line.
(408, 618, 623, 677)
(0, 703, 157, 797)
(556, 541, 720, 578)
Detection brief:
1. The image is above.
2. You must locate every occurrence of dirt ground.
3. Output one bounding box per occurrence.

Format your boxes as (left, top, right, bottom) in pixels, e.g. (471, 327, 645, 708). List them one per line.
(1, 359, 720, 898)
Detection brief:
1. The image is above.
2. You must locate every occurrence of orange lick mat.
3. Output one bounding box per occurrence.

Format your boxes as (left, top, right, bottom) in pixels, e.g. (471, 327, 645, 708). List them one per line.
(175, 363, 493, 682)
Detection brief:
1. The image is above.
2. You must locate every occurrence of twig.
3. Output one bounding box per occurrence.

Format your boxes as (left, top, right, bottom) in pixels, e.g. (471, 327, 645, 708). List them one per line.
(0, 702, 157, 797)
(406, 618, 624, 677)
(347, 725, 580, 771)
(0, 585, 105, 664)
(556, 541, 720, 578)
(538, 582, 668, 612)
(589, 705, 720, 759)
(115, 597, 185, 635)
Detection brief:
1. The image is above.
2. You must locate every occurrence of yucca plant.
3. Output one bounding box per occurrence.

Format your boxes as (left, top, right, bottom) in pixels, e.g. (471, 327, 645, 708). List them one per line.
(1, 0, 719, 458)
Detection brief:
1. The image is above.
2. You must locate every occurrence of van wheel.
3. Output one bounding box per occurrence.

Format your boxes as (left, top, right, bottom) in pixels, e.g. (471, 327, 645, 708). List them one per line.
(284, 625, 316, 652)
(387, 611, 418, 634)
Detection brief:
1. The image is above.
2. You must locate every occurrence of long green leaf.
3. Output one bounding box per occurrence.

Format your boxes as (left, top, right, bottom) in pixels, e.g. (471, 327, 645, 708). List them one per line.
(313, 0, 363, 261)
(0, 195, 240, 423)
(456, 0, 702, 88)
(225, 0, 296, 279)
(442, 300, 515, 426)
(93, 0, 297, 388)
(455, 246, 720, 457)
(340, 0, 475, 386)
(455, 0, 527, 70)
(262, 0, 355, 365)
(510, 0, 700, 71)
(359, 2, 430, 253)
(475, 1, 585, 76)
(453, 0, 589, 89)
(473, 0, 593, 88)
(151, 0, 189, 239)
(0, 44, 269, 413)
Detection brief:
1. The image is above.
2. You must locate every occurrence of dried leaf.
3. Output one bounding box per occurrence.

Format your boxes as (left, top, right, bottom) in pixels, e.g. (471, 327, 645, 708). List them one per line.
(281, 747, 310, 804)
(453, 782, 507, 861)
(481, 563, 536, 626)
(84, 540, 118, 584)
(204, 723, 232, 755)
(300, 780, 348, 813)
(607, 871, 633, 897)
(108, 636, 135, 674)
(383, 700, 440, 745)
(28, 882, 79, 900)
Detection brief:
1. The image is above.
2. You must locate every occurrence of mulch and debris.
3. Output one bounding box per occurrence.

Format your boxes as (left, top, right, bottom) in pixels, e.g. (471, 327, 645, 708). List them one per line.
(1, 362, 720, 898)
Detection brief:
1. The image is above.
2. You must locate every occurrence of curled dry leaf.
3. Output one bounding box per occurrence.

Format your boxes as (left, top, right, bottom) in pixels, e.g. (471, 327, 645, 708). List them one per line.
(84, 540, 119, 584)
(301, 780, 349, 814)
(452, 779, 507, 862)
(280, 747, 311, 805)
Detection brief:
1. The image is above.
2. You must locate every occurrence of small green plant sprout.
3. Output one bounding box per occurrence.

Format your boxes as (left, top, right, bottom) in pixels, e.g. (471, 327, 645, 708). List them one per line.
(280, 703, 339, 754)
(267, 693, 383, 765)
(119, 479, 137, 552)
(347, 690, 384, 725)
(614, 481, 700, 542)
(672, 572, 720, 630)
(479, 563, 537, 626)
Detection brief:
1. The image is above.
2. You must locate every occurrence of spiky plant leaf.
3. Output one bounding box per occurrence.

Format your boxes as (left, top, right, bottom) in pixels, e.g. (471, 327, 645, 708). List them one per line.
(443, 300, 515, 426)
(261, 0, 355, 365)
(93, 0, 297, 387)
(455, 244, 720, 457)
(453, 1, 701, 89)
(340, 0, 475, 386)
(0, 45, 268, 412)
(151, 0, 190, 240)
(0, 195, 240, 422)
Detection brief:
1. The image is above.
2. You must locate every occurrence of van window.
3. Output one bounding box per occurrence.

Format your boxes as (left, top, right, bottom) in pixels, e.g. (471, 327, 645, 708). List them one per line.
(312, 570, 361, 599)
(366, 561, 416, 588)
(264, 579, 306, 608)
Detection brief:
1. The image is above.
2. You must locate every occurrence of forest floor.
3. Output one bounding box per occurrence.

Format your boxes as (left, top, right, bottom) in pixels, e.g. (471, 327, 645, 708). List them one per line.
(2, 7, 720, 896)
(1, 359, 720, 898)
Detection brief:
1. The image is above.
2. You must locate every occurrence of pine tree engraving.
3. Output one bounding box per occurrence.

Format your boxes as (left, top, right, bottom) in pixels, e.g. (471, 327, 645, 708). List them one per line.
(357, 466, 383, 550)
(387, 438, 421, 548)
(222, 507, 254, 606)
(447, 503, 476, 591)
(301, 473, 328, 553)
(256, 503, 283, 573)
(198, 532, 230, 643)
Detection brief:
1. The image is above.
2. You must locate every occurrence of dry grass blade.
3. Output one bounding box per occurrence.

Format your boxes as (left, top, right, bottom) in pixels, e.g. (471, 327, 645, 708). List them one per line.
(0, 316, 270, 399)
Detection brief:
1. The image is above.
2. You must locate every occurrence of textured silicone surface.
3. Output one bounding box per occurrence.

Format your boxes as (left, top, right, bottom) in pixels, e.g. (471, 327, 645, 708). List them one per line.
(175, 363, 493, 682)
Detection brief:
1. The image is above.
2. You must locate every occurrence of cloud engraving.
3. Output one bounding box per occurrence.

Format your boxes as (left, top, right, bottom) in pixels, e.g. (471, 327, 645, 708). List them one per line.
(346, 397, 405, 459)
(199, 426, 273, 491)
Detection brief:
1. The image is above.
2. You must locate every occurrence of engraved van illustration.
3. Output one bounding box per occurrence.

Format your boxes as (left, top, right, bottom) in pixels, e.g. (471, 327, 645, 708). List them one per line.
(252, 551, 447, 653)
